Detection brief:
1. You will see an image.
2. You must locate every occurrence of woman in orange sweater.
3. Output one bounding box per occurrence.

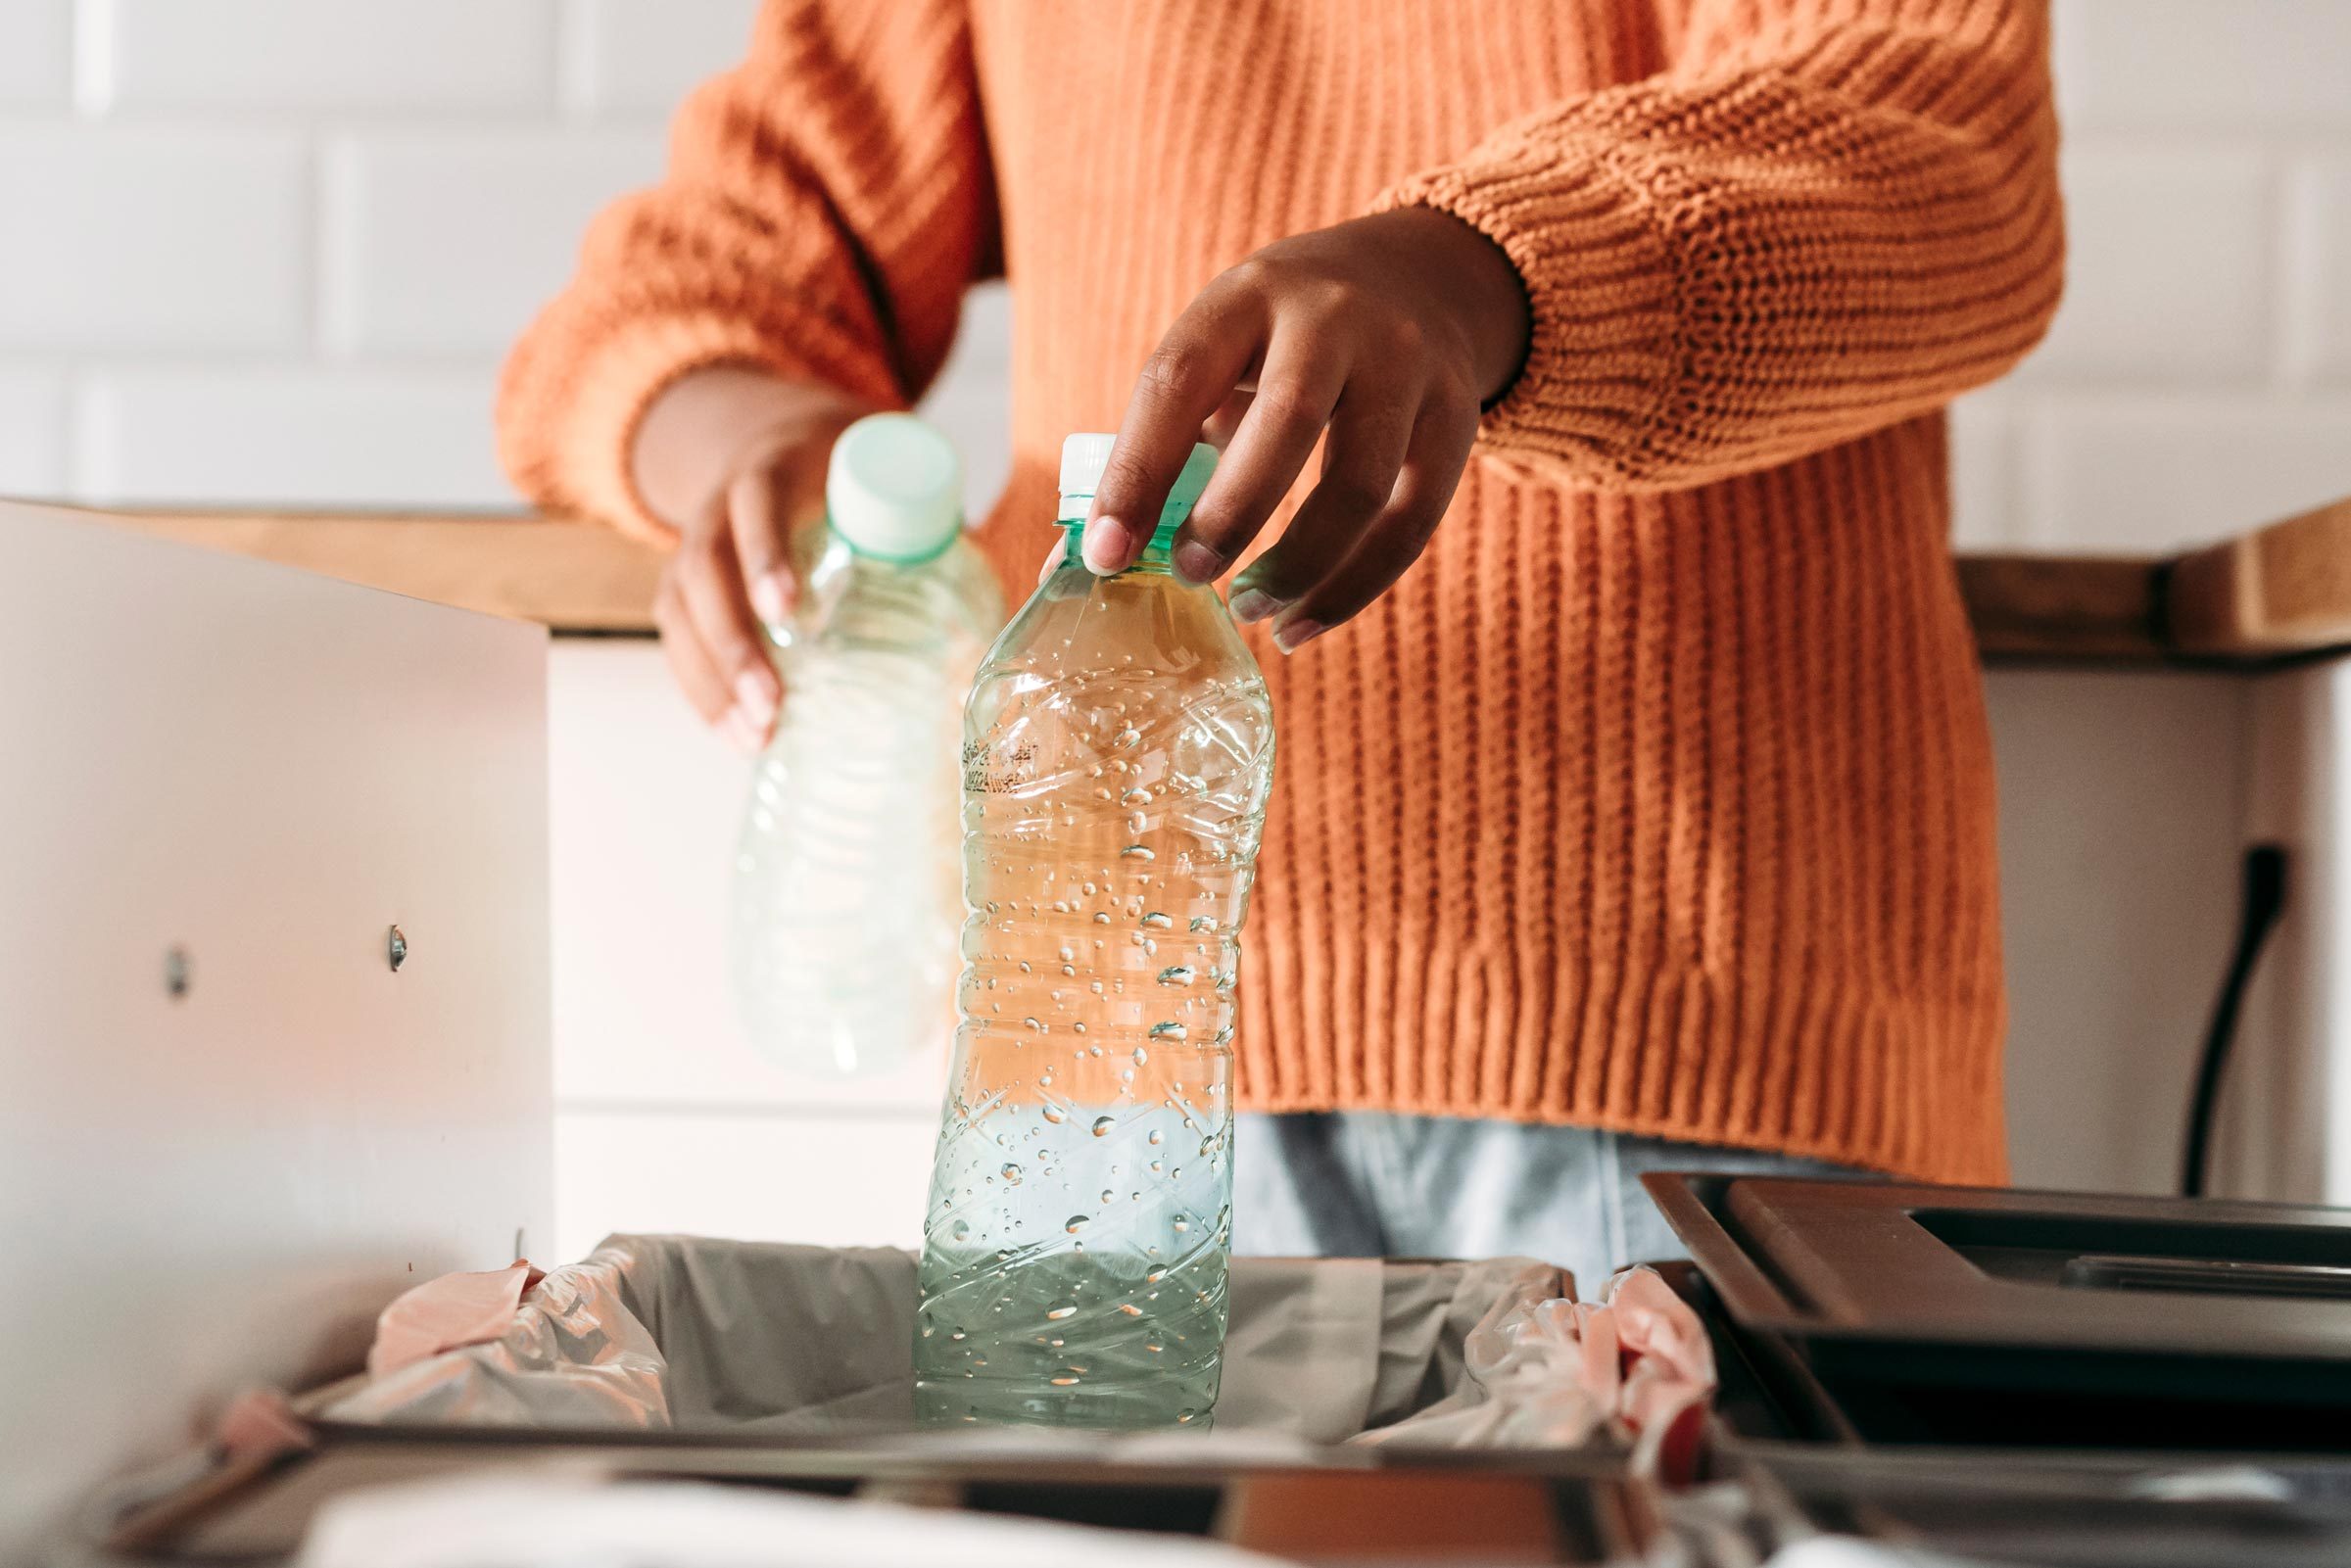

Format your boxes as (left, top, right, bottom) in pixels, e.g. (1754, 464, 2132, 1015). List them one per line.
(503, 0, 2063, 1285)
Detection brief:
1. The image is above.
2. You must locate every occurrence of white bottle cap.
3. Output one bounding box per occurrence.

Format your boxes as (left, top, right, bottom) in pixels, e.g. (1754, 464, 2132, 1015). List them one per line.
(1057, 432, 1218, 528)
(826, 413, 964, 562)
(1057, 432, 1120, 503)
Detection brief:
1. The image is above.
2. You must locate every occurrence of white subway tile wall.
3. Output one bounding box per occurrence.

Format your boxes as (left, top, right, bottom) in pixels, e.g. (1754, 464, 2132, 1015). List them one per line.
(0, 0, 2340, 546)
(85, 0, 558, 112)
(562, 0, 763, 114)
(321, 130, 667, 358)
(0, 0, 70, 104)
(0, 372, 67, 497)
(2051, 0, 2351, 132)
(2021, 145, 2273, 384)
(2296, 160, 2351, 384)
(0, 128, 310, 352)
(73, 368, 504, 506)
(2018, 397, 2351, 552)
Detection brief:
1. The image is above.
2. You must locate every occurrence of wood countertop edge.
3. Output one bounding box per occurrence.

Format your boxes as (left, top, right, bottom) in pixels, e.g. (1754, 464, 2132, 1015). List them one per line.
(38, 495, 2351, 665)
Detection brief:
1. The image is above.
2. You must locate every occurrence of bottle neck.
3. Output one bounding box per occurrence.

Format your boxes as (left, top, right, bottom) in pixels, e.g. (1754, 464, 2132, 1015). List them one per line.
(1057, 521, 1176, 576)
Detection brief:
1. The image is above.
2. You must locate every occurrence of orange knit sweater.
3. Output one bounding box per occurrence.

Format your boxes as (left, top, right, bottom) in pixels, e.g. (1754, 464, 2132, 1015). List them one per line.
(501, 0, 2064, 1184)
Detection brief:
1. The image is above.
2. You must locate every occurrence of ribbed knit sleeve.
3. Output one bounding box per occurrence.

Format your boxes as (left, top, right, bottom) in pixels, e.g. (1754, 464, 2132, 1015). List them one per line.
(496, 0, 998, 542)
(1378, 0, 2063, 490)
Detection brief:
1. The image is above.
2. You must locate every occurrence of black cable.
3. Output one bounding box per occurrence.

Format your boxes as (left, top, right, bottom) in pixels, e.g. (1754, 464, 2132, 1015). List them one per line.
(2182, 843, 2289, 1199)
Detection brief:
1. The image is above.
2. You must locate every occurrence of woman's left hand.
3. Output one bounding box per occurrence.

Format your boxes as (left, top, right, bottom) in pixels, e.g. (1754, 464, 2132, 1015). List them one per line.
(1080, 207, 1530, 651)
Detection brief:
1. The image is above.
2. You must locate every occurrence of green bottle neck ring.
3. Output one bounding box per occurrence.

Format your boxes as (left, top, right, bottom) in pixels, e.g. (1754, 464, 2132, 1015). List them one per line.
(1054, 517, 1182, 574)
(1055, 482, 1192, 574)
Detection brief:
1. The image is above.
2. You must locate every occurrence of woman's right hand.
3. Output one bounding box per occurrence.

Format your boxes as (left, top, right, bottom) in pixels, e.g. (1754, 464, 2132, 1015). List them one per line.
(632, 367, 875, 752)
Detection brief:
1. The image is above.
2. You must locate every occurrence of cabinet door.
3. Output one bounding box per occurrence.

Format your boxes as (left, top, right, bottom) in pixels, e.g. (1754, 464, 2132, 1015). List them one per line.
(0, 502, 551, 1545)
(548, 638, 941, 1259)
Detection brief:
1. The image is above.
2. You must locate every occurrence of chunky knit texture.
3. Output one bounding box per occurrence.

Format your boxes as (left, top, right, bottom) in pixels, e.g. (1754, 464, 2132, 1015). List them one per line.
(501, 0, 2064, 1184)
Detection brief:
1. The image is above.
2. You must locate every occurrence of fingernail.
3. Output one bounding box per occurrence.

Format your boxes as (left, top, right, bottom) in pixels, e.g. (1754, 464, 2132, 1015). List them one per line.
(1229, 588, 1279, 624)
(750, 572, 792, 627)
(1081, 516, 1131, 576)
(722, 708, 762, 755)
(1273, 616, 1326, 654)
(733, 669, 778, 725)
(1172, 541, 1222, 585)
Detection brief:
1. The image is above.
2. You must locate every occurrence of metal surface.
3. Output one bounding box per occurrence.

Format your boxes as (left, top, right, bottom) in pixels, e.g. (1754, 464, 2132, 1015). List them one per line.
(1649, 1171, 2351, 1431)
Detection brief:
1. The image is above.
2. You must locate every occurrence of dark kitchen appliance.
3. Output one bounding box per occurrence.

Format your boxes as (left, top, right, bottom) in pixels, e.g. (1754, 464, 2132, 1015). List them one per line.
(1652, 1172, 2351, 1565)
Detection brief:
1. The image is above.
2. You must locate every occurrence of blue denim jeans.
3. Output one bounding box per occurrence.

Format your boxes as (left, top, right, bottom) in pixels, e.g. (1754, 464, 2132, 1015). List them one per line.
(1228, 1111, 1859, 1295)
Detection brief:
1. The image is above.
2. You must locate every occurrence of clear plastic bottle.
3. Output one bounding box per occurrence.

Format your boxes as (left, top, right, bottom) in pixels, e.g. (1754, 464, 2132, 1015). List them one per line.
(730, 414, 1005, 1076)
(914, 435, 1276, 1430)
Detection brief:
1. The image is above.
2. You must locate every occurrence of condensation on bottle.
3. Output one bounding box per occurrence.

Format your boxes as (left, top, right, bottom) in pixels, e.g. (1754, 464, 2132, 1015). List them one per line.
(914, 435, 1275, 1429)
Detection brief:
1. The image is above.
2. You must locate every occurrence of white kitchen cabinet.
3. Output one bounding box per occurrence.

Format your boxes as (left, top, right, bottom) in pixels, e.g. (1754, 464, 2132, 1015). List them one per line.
(0, 503, 551, 1548)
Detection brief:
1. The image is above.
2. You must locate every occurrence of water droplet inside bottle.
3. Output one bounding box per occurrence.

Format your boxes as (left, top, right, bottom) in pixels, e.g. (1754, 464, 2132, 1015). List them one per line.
(1064, 1214, 1088, 1232)
(1173, 1216, 1190, 1232)
(1041, 1104, 1067, 1124)
(1132, 1045, 1150, 1065)
(1149, 1021, 1187, 1042)
(1118, 1303, 1143, 1316)
(1100, 1188, 1115, 1204)
(1158, 965, 1196, 985)
(1092, 911, 1112, 925)
(1115, 727, 1141, 748)
(950, 1219, 970, 1241)
(1189, 916, 1216, 933)
(1024, 1017, 1047, 1033)
(1045, 1305, 1077, 1320)
(1177, 1408, 1197, 1423)
(1140, 911, 1172, 930)
(1091, 1115, 1116, 1137)
(1122, 845, 1155, 861)
(1000, 1164, 1023, 1184)
(1148, 1128, 1165, 1146)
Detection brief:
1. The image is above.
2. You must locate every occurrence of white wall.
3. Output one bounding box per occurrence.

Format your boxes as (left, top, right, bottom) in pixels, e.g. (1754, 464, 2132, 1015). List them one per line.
(0, 0, 2343, 548)
(0, 0, 1024, 518)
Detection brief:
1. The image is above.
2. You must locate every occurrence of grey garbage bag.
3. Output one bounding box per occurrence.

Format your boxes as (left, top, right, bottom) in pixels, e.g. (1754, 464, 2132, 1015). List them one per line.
(323, 1236, 1661, 1449)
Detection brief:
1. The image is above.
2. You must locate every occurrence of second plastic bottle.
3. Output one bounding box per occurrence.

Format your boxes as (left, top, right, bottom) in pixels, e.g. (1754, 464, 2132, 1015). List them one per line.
(730, 414, 1004, 1077)
(914, 435, 1276, 1429)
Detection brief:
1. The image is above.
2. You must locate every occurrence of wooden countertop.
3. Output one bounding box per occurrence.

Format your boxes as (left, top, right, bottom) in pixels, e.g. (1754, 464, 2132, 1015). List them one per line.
(69, 495, 2351, 665)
